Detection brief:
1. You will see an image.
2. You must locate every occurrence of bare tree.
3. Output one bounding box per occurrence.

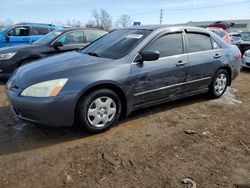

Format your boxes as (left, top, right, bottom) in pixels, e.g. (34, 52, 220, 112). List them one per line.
(90, 9, 112, 31)
(118, 14, 132, 28)
(0, 18, 13, 27)
(92, 9, 100, 28)
(100, 9, 112, 31)
(85, 20, 96, 29)
(65, 20, 83, 27)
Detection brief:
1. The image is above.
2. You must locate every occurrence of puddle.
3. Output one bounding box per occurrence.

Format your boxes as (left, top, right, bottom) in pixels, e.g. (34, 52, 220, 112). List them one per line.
(211, 87, 242, 105)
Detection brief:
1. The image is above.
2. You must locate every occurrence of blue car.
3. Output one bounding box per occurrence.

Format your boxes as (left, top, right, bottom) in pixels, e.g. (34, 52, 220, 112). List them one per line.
(0, 23, 61, 48)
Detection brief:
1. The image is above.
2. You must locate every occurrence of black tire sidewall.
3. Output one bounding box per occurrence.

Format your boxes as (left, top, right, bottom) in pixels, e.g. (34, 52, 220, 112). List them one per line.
(210, 69, 229, 98)
(78, 89, 121, 133)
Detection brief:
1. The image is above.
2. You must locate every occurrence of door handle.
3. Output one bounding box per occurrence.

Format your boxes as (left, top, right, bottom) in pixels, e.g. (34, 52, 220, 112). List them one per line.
(176, 60, 187, 66)
(214, 54, 223, 59)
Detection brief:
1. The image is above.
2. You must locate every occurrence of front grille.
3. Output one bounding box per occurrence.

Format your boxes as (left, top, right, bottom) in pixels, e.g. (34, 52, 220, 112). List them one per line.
(246, 62, 250, 66)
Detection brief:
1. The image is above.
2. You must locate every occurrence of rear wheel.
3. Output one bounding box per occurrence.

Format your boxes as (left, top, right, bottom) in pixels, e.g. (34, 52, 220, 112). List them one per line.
(209, 69, 229, 98)
(78, 89, 121, 133)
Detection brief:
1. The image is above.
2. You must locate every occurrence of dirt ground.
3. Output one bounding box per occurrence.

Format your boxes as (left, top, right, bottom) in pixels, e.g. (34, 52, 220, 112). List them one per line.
(0, 71, 249, 188)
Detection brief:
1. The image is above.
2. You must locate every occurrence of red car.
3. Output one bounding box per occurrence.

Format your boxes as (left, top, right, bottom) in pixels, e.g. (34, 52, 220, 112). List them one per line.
(207, 27, 232, 44)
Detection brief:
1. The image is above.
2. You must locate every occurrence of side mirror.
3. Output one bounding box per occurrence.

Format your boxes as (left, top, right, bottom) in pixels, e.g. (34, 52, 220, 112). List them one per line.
(135, 50, 160, 62)
(4, 34, 10, 42)
(51, 41, 64, 48)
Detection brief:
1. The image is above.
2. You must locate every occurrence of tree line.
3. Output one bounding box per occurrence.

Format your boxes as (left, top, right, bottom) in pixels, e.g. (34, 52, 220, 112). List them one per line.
(1, 9, 133, 31)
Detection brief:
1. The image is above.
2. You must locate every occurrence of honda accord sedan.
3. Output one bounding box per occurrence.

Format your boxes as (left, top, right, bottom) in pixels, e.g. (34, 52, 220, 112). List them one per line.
(0, 28, 107, 78)
(6, 25, 241, 133)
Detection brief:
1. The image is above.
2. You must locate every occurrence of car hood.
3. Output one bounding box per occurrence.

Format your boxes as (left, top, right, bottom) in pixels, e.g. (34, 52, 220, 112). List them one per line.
(12, 51, 112, 88)
(0, 44, 42, 53)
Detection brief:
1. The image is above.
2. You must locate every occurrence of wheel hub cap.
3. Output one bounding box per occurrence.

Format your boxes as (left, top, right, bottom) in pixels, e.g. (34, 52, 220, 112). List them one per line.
(87, 97, 117, 128)
(214, 73, 227, 96)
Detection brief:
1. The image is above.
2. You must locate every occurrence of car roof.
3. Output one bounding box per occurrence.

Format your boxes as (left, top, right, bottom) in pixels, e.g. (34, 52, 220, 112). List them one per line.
(123, 24, 211, 32)
(15, 23, 56, 27)
(207, 27, 226, 31)
(61, 27, 107, 32)
(55, 28, 108, 33)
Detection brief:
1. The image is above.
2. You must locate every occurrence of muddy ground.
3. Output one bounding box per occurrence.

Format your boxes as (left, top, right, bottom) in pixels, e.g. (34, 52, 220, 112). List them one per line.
(0, 71, 249, 188)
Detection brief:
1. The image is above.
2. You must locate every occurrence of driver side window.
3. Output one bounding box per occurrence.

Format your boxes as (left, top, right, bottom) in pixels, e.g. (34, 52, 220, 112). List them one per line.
(57, 31, 84, 45)
(7, 27, 30, 36)
(144, 33, 183, 58)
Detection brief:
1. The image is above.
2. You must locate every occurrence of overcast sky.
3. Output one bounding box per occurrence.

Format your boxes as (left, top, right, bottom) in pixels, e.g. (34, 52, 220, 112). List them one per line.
(1, 0, 250, 25)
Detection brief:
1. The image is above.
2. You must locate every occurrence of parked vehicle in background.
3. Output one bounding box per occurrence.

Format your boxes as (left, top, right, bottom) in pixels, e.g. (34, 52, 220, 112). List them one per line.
(0, 28, 107, 78)
(207, 27, 232, 44)
(229, 32, 242, 45)
(242, 49, 250, 69)
(0, 23, 61, 48)
(237, 32, 250, 55)
(6, 25, 241, 133)
(209, 20, 235, 31)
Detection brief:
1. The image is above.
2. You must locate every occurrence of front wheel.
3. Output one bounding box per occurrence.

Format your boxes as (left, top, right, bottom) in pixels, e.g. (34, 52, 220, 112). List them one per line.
(78, 89, 121, 133)
(209, 69, 229, 98)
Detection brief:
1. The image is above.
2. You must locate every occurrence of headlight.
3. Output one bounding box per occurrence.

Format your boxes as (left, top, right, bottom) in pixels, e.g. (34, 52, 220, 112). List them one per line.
(21, 78, 68, 97)
(0, 52, 17, 60)
(244, 50, 250, 57)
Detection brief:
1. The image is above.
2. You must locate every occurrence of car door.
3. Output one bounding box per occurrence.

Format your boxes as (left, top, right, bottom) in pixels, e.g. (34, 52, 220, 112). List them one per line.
(4, 26, 31, 47)
(51, 31, 86, 53)
(184, 30, 224, 93)
(131, 31, 188, 105)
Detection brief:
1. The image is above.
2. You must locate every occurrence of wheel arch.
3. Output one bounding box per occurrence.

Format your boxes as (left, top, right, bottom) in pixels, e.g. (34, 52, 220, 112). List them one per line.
(74, 82, 128, 124)
(213, 65, 232, 86)
(18, 55, 41, 67)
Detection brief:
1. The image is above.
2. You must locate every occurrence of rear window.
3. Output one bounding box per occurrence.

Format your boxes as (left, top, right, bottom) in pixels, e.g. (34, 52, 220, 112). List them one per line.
(31, 27, 50, 35)
(187, 33, 212, 53)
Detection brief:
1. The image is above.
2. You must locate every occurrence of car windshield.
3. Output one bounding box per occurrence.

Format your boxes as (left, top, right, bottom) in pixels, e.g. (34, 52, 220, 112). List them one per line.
(241, 32, 250, 41)
(81, 29, 151, 60)
(33, 30, 63, 45)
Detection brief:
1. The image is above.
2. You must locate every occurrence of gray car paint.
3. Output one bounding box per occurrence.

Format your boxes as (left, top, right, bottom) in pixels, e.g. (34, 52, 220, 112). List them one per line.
(6, 25, 241, 127)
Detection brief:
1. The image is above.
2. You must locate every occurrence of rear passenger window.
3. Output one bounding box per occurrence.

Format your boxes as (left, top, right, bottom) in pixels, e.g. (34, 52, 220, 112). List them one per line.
(187, 33, 212, 53)
(31, 27, 50, 35)
(57, 31, 84, 45)
(144, 33, 183, 58)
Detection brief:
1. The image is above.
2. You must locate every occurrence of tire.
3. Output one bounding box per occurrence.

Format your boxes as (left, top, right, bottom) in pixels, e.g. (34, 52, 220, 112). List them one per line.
(78, 89, 122, 133)
(209, 69, 229, 98)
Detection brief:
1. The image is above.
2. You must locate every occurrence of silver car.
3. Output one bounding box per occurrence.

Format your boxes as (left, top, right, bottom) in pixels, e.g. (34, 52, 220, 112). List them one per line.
(242, 50, 250, 68)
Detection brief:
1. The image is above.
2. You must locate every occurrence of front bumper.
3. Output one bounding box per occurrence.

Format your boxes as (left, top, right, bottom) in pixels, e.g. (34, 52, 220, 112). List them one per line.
(0, 59, 17, 78)
(242, 55, 250, 68)
(6, 88, 78, 127)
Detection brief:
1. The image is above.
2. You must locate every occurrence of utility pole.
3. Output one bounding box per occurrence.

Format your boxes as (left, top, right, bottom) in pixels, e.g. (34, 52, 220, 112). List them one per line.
(160, 9, 163, 25)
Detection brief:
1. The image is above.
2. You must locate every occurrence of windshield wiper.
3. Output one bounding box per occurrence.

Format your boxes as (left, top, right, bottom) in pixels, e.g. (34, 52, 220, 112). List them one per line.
(87, 52, 102, 58)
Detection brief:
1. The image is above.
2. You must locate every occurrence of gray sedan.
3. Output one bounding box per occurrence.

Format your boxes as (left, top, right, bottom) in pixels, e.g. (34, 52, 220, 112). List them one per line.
(6, 25, 241, 133)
